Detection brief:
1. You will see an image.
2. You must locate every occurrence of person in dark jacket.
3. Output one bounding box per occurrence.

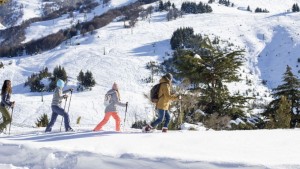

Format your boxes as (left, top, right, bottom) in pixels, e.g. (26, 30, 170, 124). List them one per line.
(45, 79, 73, 132)
(93, 82, 127, 132)
(145, 73, 179, 133)
(0, 80, 14, 132)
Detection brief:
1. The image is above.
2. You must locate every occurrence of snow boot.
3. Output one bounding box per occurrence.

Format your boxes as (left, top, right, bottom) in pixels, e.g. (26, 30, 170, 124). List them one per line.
(143, 124, 153, 133)
(66, 127, 74, 132)
(162, 127, 168, 133)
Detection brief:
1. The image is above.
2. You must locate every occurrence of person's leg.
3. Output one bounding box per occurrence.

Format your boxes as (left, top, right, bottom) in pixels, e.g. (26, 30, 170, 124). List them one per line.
(45, 107, 59, 132)
(0, 106, 11, 131)
(150, 109, 165, 128)
(111, 112, 121, 131)
(163, 110, 170, 128)
(162, 110, 170, 132)
(93, 112, 113, 131)
(51, 105, 72, 131)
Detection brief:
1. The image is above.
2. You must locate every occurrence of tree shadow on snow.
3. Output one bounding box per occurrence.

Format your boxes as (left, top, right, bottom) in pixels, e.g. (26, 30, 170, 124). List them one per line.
(130, 39, 172, 60)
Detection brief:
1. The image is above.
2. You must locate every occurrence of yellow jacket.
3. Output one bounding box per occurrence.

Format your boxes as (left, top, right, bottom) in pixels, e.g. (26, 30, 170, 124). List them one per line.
(156, 77, 178, 110)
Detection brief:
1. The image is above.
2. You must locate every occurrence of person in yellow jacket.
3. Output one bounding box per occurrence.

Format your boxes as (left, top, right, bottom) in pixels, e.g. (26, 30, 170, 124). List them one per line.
(145, 73, 179, 133)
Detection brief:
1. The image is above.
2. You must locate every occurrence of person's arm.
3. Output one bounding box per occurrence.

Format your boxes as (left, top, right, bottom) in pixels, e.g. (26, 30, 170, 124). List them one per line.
(161, 83, 178, 101)
(63, 88, 73, 94)
(55, 88, 66, 100)
(1, 92, 12, 107)
(113, 91, 127, 107)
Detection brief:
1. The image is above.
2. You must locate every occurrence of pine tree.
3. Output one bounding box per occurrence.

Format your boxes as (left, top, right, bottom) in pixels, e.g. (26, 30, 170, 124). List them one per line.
(49, 65, 68, 91)
(77, 70, 84, 83)
(77, 70, 96, 90)
(247, 5, 251, 12)
(267, 96, 291, 129)
(170, 27, 194, 50)
(275, 96, 291, 128)
(158, 0, 164, 11)
(173, 37, 247, 116)
(292, 3, 300, 12)
(83, 70, 96, 88)
(265, 65, 300, 127)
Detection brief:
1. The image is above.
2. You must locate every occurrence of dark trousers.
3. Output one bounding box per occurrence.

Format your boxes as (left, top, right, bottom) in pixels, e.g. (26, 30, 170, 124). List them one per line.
(45, 105, 71, 132)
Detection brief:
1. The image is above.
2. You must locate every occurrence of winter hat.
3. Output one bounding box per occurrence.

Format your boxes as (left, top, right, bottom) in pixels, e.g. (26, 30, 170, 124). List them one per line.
(164, 73, 173, 81)
(56, 79, 65, 88)
(112, 82, 118, 90)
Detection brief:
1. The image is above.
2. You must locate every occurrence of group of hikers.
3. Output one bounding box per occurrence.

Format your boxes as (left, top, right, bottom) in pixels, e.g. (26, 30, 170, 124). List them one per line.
(0, 73, 180, 133)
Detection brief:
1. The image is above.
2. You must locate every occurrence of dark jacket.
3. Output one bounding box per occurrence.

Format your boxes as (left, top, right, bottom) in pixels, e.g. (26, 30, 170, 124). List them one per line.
(1, 91, 12, 108)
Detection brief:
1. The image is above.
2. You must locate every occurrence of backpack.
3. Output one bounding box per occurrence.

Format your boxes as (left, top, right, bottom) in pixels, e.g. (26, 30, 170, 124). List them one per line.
(150, 83, 163, 103)
(104, 92, 113, 106)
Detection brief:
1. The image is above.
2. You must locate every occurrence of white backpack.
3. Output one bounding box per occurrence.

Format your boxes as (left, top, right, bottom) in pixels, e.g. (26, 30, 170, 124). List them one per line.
(104, 93, 112, 106)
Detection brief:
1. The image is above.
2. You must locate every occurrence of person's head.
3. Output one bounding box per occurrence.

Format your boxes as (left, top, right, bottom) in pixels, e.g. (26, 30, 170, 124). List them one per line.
(163, 73, 173, 82)
(56, 79, 65, 88)
(112, 82, 118, 91)
(1, 80, 12, 95)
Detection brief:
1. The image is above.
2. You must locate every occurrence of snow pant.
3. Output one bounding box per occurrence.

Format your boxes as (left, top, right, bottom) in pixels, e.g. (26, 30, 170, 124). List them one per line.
(0, 106, 11, 131)
(45, 105, 71, 132)
(151, 109, 170, 129)
(93, 112, 121, 131)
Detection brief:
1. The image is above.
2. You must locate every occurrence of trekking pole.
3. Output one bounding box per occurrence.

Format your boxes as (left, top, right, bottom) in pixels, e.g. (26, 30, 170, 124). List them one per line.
(178, 95, 183, 129)
(8, 107, 14, 135)
(67, 90, 73, 113)
(123, 102, 128, 131)
(59, 97, 68, 132)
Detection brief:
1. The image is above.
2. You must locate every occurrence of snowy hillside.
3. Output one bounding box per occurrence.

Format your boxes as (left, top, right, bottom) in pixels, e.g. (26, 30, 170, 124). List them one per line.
(1, 0, 300, 168)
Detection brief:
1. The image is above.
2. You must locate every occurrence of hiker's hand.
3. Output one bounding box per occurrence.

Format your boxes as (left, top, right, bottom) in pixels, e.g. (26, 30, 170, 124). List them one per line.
(11, 101, 15, 108)
(178, 95, 182, 100)
(69, 88, 73, 92)
(63, 95, 68, 99)
(126, 102, 128, 106)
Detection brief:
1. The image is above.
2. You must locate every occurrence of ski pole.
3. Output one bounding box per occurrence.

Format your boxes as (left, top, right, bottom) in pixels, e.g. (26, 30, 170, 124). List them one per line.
(123, 102, 128, 130)
(8, 107, 14, 135)
(67, 90, 73, 113)
(59, 97, 68, 132)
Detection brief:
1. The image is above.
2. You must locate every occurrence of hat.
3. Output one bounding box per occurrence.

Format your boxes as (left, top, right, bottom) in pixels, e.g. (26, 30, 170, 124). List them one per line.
(56, 79, 65, 88)
(164, 73, 173, 81)
(112, 82, 118, 90)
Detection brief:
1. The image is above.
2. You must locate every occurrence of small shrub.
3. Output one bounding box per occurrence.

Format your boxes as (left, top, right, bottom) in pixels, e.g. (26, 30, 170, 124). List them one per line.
(35, 113, 49, 127)
(230, 122, 254, 130)
(203, 113, 231, 130)
(76, 116, 81, 125)
(131, 120, 147, 129)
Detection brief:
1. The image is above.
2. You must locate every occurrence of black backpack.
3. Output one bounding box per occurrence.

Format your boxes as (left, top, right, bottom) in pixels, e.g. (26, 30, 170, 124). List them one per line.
(150, 83, 166, 103)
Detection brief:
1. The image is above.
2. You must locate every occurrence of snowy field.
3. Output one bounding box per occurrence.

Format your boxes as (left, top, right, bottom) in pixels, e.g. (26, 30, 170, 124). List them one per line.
(1, 128, 300, 169)
(1, 0, 300, 168)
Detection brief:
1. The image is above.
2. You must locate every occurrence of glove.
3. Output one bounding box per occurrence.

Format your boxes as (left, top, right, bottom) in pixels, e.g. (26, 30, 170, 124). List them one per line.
(11, 101, 15, 108)
(63, 95, 68, 99)
(126, 102, 128, 106)
(69, 88, 74, 92)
